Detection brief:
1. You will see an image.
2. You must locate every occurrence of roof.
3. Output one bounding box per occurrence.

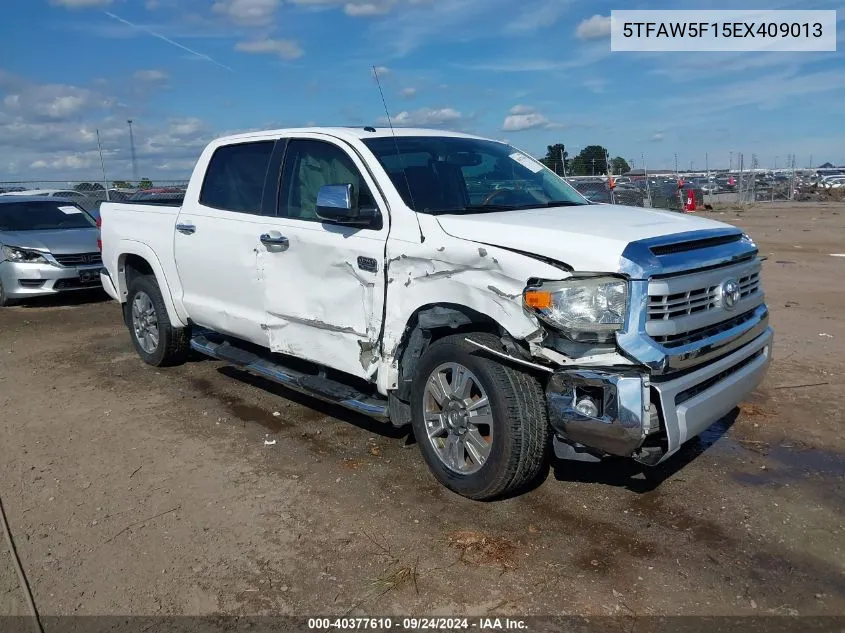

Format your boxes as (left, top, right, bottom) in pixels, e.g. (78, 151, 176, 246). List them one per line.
(0, 195, 82, 205)
(213, 126, 489, 145)
(0, 189, 74, 196)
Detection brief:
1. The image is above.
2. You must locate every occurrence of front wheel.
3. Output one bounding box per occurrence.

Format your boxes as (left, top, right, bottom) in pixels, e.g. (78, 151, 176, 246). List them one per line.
(410, 333, 550, 500)
(126, 274, 190, 367)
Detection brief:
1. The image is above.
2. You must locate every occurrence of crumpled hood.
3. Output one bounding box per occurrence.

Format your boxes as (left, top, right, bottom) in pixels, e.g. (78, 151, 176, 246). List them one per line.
(0, 228, 99, 254)
(436, 204, 732, 273)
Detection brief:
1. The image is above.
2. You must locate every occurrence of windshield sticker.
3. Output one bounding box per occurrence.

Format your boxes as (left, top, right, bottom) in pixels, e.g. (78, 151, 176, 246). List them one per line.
(509, 152, 543, 173)
(58, 206, 82, 214)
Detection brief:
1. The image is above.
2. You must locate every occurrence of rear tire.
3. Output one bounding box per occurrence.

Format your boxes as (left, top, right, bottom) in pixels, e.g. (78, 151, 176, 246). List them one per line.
(410, 333, 550, 500)
(126, 274, 190, 367)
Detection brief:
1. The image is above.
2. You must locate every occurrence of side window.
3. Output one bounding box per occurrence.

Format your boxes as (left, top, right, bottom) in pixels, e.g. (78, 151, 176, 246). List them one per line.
(199, 141, 275, 213)
(279, 139, 377, 223)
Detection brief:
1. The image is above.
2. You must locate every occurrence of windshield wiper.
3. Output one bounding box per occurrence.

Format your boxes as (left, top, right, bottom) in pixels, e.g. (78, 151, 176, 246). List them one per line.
(539, 201, 587, 207)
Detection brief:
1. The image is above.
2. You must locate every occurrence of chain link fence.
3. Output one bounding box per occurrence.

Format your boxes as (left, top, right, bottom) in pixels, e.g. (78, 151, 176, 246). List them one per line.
(2, 162, 841, 216)
(0, 179, 189, 214)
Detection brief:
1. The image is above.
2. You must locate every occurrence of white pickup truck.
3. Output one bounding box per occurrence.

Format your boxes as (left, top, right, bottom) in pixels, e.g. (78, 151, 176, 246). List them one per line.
(99, 127, 773, 500)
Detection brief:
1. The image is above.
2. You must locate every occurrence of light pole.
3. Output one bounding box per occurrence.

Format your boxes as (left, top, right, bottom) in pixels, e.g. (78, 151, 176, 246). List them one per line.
(127, 119, 138, 183)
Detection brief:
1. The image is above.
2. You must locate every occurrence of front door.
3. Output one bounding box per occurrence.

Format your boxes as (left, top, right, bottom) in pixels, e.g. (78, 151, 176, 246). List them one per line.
(258, 136, 389, 380)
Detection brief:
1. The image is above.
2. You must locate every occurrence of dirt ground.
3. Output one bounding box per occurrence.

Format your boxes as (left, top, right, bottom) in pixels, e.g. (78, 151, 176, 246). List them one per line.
(1, 201, 843, 620)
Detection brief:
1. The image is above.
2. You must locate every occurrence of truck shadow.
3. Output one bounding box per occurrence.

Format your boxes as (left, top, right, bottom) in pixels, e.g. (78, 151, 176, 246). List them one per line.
(215, 365, 409, 441)
(550, 409, 740, 494)
(12, 288, 110, 308)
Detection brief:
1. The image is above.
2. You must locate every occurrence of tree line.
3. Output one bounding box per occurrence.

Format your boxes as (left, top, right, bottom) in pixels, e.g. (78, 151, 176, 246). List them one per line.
(72, 179, 155, 192)
(539, 144, 631, 177)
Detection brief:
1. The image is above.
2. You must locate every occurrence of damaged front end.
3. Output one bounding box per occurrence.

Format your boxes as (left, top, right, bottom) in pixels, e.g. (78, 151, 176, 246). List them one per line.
(533, 228, 774, 467)
(545, 370, 662, 464)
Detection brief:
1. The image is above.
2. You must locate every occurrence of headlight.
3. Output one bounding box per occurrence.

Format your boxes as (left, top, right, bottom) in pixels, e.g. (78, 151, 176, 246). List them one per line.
(523, 276, 628, 342)
(1, 245, 50, 265)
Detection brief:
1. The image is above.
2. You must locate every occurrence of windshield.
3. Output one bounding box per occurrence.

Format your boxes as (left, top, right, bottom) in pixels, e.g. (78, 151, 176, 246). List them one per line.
(362, 136, 590, 214)
(0, 201, 96, 231)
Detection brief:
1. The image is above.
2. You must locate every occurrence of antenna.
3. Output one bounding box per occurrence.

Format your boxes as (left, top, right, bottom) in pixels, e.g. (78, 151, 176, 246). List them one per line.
(372, 65, 424, 243)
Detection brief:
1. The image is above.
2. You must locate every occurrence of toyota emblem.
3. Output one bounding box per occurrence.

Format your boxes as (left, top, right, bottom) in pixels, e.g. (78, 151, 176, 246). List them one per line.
(721, 278, 741, 310)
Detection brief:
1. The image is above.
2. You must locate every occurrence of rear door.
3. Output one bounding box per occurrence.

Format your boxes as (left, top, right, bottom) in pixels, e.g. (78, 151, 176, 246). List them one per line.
(173, 139, 280, 346)
(257, 135, 389, 380)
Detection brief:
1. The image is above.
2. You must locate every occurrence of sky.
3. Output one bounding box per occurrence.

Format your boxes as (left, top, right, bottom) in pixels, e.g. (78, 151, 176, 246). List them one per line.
(0, 0, 842, 181)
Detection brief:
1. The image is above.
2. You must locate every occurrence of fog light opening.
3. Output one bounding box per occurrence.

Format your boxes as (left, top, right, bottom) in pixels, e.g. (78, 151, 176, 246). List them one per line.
(575, 396, 599, 418)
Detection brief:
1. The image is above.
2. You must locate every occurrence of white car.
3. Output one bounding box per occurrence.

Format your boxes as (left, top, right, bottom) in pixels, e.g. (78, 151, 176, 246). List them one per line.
(98, 126, 773, 500)
(0, 188, 91, 200)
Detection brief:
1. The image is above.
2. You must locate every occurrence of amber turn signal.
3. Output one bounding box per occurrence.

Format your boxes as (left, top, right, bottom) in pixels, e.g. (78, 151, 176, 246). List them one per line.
(524, 290, 552, 309)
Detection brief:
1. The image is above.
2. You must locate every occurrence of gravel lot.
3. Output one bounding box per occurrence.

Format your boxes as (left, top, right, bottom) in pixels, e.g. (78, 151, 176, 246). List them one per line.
(1, 201, 843, 619)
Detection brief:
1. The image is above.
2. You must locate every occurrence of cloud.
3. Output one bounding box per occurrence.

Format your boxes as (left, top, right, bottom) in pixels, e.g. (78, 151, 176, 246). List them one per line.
(371, 65, 390, 77)
(345, 2, 393, 16)
(501, 105, 559, 131)
(0, 72, 213, 179)
(49, 0, 113, 7)
(212, 0, 279, 26)
(289, 0, 429, 17)
(372, 0, 501, 56)
(2, 82, 113, 121)
(30, 154, 97, 171)
(133, 69, 169, 82)
(508, 104, 534, 115)
(504, 0, 569, 34)
(651, 132, 665, 142)
(575, 14, 610, 40)
(400, 87, 417, 98)
(376, 107, 464, 127)
(235, 38, 304, 59)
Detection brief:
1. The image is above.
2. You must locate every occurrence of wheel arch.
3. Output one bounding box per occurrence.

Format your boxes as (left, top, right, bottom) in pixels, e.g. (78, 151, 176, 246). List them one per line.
(390, 302, 542, 404)
(115, 244, 187, 328)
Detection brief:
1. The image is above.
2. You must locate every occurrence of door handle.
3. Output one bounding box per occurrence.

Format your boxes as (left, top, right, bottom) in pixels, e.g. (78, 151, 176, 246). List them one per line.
(176, 223, 196, 235)
(260, 233, 289, 250)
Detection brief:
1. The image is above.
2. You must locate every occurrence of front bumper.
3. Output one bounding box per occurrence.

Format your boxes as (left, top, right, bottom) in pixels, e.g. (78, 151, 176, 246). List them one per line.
(0, 260, 104, 298)
(547, 327, 773, 464)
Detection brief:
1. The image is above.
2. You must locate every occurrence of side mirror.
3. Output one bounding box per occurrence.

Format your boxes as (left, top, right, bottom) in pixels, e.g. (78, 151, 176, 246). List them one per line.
(315, 183, 378, 226)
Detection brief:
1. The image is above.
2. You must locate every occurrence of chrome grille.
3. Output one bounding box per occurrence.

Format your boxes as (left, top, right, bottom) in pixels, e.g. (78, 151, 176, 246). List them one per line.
(652, 309, 759, 348)
(53, 252, 102, 267)
(645, 258, 764, 340)
(648, 271, 759, 321)
(617, 229, 769, 375)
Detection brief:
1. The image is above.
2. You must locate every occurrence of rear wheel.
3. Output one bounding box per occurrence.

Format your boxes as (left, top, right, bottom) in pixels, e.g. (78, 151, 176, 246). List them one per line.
(410, 333, 550, 500)
(126, 274, 190, 367)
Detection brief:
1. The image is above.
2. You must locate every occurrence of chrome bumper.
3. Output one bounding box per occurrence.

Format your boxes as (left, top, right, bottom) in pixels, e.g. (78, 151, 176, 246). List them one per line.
(547, 327, 773, 464)
(0, 260, 104, 298)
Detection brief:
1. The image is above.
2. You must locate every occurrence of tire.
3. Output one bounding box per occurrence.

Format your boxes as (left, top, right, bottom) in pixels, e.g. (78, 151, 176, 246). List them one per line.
(410, 332, 550, 500)
(125, 274, 190, 367)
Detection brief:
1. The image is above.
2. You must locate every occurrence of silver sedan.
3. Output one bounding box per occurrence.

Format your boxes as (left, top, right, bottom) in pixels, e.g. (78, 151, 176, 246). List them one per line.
(0, 196, 103, 306)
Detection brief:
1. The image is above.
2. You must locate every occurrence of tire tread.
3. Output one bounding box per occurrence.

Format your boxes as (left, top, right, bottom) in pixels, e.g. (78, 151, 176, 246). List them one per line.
(411, 332, 550, 500)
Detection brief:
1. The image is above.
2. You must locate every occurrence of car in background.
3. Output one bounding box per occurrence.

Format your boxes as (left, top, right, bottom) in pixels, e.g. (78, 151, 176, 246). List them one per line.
(0, 197, 103, 306)
(126, 187, 186, 205)
(0, 188, 90, 201)
(569, 180, 644, 207)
